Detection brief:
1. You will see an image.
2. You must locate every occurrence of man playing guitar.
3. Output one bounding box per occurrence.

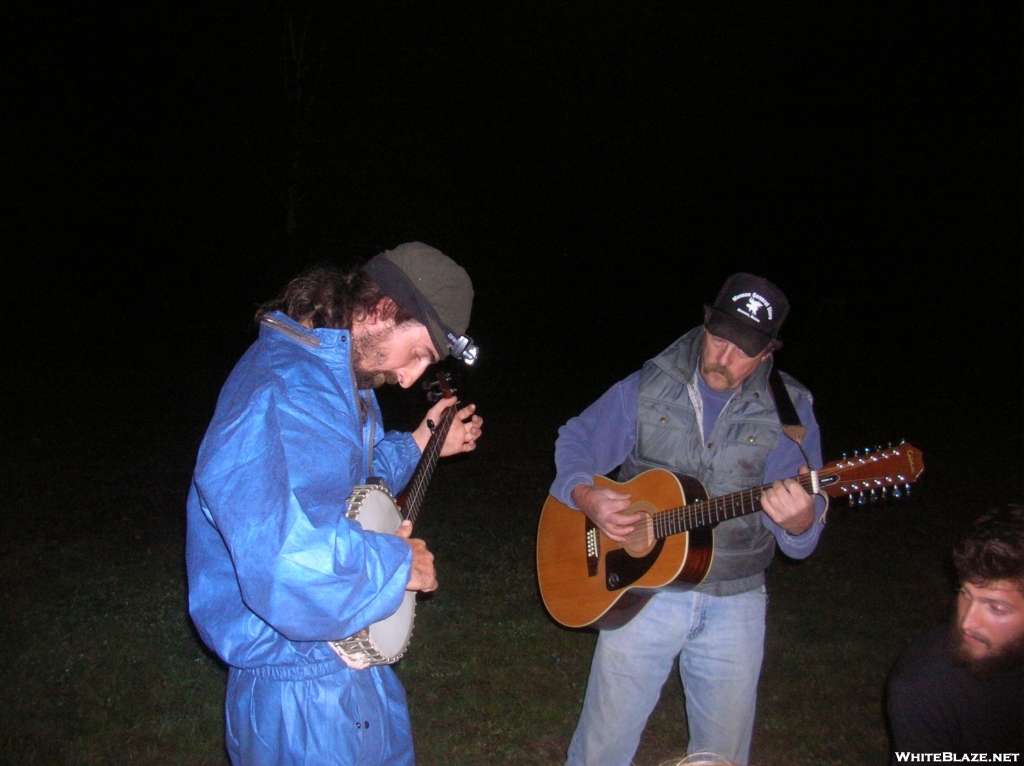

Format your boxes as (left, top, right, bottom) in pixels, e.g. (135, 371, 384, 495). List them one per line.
(550, 272, 825, 766)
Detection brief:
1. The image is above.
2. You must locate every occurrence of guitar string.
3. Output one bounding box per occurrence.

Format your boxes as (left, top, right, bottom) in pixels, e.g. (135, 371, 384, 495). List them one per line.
(652, 474, 818, 538)
(648, 455, 900, 539)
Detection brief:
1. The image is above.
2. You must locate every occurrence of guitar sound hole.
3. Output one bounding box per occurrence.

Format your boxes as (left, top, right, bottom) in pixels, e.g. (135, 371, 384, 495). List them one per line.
(623, 504, 657, 556)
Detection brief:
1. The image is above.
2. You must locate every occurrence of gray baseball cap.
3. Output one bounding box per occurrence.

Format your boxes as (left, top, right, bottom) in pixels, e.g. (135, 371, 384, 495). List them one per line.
(362, 242, 477, 363)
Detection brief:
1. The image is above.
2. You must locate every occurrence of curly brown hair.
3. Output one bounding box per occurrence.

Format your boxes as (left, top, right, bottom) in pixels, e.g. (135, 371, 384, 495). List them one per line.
(953, 504, 1024, 593)
(255, 265, 413, 330)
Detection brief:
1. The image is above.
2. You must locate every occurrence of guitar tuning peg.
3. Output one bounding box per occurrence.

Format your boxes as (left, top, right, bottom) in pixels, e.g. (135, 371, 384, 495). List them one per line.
(848, 494, 855, 507)
(869, 488, 878, 504)
(891, 485, 903, 499)
(904, 483, 912, 497)
(857, 492, 868, 507)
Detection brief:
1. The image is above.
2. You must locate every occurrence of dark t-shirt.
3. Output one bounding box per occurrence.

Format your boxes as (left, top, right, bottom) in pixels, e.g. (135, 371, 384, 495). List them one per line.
(887, 626, 1023, 760)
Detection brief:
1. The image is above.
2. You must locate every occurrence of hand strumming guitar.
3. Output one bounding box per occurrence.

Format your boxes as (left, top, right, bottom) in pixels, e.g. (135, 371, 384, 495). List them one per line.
(571, 483, 640, 543)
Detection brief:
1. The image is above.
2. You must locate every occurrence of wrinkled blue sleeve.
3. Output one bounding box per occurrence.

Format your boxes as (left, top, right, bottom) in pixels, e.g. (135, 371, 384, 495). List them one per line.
(550, 371, 642, 508)
(369, 406, 420, 493)
(760, 393, 826, 560)
(194, 376, 417, 645)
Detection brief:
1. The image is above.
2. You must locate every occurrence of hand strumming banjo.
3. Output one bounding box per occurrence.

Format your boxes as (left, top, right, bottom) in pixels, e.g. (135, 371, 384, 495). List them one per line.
(329, 373, 460, 669)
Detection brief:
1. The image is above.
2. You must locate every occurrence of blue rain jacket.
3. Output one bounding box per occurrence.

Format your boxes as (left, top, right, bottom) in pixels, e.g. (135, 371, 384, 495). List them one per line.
(186, 312, 422, 765)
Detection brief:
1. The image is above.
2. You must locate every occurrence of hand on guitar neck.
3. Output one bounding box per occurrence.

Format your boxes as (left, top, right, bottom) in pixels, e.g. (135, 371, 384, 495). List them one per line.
(396, 520, 438, 593)
(760, 465, 816, 536)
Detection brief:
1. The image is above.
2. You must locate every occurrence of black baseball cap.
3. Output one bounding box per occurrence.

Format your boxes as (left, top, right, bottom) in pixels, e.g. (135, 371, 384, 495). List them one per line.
(705, 273, 789, 356)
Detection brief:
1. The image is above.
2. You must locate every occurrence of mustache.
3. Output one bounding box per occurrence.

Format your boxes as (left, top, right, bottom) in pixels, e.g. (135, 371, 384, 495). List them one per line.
(702, 362, 735, 385)
(961, 629, 990, 648)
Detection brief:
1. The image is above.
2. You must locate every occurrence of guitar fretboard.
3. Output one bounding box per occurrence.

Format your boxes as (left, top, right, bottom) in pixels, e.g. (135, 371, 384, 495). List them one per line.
(652, 474, 817, 538)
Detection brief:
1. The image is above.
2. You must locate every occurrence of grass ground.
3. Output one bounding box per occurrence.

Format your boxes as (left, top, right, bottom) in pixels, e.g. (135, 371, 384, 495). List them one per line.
(1, 353, 1018, 765)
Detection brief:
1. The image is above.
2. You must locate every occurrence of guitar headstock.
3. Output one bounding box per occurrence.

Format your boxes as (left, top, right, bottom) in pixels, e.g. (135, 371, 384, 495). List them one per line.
(424, 372, 455, 403)
(818, 443, 924, 504)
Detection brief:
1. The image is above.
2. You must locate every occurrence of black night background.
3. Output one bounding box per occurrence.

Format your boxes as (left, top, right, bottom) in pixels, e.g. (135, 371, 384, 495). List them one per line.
(3, 3, 1021, 764)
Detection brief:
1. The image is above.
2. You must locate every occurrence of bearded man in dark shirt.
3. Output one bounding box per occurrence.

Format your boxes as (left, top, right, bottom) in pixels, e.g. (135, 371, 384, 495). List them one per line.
(887, 504, 1024, 759)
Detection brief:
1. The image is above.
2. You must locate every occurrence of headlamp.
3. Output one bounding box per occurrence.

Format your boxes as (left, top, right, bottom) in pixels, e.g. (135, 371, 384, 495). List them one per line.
(447, 332, 479, 365)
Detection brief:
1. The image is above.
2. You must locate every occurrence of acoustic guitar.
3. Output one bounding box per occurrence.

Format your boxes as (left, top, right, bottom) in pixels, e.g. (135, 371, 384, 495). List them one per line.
(536, 443, 924, 629)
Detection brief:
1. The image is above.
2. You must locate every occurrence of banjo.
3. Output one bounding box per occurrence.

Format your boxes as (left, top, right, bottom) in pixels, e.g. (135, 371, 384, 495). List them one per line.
(329, 373, 460, 669)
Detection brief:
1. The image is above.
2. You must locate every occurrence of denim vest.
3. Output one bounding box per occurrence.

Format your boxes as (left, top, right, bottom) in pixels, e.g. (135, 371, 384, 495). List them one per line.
(619, 327, 811, 595)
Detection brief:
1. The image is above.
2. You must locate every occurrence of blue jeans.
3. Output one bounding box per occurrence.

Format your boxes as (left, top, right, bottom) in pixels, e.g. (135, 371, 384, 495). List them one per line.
(566, 586, 767, 766)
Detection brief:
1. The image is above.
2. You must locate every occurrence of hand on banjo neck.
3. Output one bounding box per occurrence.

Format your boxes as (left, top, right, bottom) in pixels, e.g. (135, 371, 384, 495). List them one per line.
(402, 373, 481, 593)
(410, 392, 483, 457)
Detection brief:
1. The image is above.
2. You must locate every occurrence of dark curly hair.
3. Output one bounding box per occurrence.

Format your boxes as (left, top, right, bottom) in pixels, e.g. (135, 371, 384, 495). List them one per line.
(953, 504, 1024, 593)
(255, 264, 413, 330)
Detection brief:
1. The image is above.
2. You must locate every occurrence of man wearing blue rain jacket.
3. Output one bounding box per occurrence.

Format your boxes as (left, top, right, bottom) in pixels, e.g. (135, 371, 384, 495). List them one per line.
(186, 243, 483, 766)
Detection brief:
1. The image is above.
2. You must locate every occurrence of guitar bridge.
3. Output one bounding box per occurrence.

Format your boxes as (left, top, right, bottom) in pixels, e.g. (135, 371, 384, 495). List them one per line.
(585, 519, 599, 577)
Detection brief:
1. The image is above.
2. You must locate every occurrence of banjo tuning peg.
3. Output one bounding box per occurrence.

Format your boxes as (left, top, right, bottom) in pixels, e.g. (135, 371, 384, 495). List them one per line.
(424, 372, 456, 402)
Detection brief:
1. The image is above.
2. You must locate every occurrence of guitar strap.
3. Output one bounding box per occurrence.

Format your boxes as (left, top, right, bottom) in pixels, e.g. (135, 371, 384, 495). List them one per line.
(768, 365, 828, 520)
(767, 365, 805, 445)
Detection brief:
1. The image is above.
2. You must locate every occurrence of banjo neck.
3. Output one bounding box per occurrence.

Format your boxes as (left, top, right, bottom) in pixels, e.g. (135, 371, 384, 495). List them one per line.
(397, 373, 458, 525)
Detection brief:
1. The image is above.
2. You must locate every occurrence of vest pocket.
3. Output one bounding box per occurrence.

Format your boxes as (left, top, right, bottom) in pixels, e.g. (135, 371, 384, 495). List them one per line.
(712, 421, 776, 486)
(635, 398, 701, 472)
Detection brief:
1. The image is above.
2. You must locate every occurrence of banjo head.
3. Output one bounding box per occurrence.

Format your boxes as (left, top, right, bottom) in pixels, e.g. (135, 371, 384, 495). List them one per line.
(345, 485, 403, 533)
(331, 485, 416, 668)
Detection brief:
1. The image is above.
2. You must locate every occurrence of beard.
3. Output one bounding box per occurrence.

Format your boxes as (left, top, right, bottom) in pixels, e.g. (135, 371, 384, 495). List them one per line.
(947, 620, 1024, 679)
(351, 325, 399, 390)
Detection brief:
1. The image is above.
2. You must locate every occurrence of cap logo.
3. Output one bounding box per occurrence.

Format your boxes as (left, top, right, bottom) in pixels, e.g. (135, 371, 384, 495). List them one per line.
(731, 291, 774, 324)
